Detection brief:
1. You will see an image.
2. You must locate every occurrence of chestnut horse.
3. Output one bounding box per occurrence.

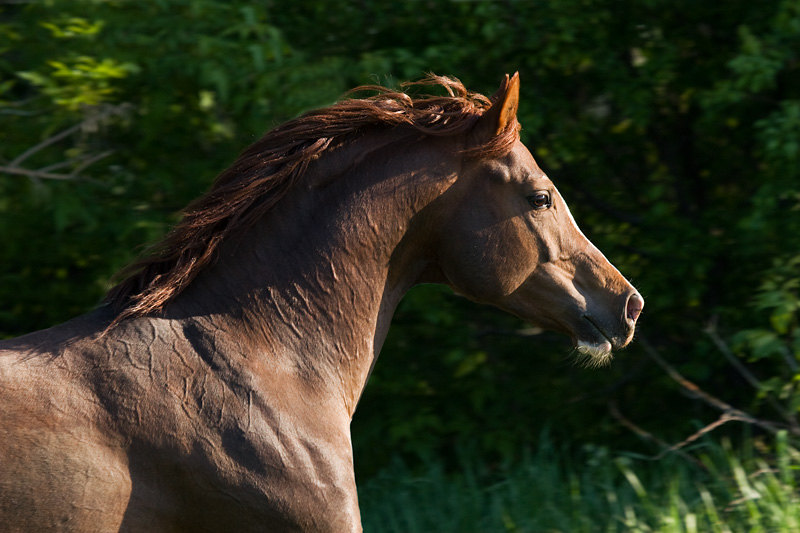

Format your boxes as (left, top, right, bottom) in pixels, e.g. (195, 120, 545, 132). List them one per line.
(0, 74, 642, 532)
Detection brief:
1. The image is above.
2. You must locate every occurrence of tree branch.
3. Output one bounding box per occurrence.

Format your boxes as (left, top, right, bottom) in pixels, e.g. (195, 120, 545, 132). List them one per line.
(8, 123, 84, 168)
(704, 317, 799, 432)
(638, 335, 793, 436)
(2, 104, 125, 182)
(0, 165, 81, 181)
(652, 412, 756, 460)
(704, 317, 763, 391)
(609, 401, 706, 468)
(68, 150, 114, 178)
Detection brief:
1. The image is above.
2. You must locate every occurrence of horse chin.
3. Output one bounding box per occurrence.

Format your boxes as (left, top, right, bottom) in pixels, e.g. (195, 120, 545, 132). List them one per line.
(574, 340, 614, 368)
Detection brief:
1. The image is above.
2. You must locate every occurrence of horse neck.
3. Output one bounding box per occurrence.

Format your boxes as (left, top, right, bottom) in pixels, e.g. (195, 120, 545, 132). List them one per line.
(170, 130, 460, 417)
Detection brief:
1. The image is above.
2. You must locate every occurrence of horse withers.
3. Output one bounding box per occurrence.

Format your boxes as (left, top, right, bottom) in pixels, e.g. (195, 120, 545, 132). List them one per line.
(0, 73, 642, 532)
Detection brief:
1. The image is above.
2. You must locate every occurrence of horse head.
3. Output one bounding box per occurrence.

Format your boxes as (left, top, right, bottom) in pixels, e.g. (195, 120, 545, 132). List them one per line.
(432, 74, 643, 363)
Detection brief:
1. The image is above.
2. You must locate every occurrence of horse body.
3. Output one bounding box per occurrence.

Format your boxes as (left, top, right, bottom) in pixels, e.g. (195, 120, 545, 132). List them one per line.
(0, 74, 642, 531)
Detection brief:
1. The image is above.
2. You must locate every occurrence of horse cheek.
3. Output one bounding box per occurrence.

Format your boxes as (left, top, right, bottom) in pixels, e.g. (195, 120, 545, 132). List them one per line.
(442, 224, 538, 301)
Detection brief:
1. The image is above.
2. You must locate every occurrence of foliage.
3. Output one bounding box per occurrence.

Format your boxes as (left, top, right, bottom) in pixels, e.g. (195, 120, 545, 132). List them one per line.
(359, 433, 800, 532)
(730, 255, 800, 422)
(2, 0, 800, 477)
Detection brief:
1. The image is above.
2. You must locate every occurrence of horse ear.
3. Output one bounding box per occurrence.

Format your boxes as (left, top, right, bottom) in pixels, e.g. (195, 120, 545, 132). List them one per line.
(473, 72, 520, 141)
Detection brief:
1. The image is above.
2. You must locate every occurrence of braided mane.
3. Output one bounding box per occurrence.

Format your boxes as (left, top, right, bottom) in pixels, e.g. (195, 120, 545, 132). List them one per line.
(105, 75, 521, 322)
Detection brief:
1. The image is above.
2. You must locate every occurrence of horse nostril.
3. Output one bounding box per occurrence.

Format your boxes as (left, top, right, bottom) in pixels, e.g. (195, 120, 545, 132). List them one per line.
(626, 293, 644, 322)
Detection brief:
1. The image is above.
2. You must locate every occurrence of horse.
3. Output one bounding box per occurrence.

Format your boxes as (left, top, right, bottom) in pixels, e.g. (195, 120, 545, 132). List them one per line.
(0, 73, 643, 532)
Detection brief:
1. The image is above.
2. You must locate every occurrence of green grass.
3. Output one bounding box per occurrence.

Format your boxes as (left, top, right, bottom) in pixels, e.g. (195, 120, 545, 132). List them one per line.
(358, 433, 800, 532)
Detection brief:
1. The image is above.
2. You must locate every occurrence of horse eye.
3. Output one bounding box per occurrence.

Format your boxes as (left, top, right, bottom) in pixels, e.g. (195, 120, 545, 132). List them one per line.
(527, 192, 551, 210)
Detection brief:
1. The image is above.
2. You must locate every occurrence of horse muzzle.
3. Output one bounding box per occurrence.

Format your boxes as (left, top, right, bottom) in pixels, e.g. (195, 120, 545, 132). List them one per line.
(579, 291, 644, 355)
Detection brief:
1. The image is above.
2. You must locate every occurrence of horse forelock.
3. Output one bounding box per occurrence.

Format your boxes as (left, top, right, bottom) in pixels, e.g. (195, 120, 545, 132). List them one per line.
(104, 75, 521, 323)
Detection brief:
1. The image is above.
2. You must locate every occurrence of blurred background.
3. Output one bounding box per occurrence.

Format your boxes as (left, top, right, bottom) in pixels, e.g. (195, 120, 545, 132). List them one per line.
(3, 0, 800, 530)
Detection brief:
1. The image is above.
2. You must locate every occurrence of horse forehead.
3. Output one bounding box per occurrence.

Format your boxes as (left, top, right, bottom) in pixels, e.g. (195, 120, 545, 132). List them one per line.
(490, 142, 546, 184)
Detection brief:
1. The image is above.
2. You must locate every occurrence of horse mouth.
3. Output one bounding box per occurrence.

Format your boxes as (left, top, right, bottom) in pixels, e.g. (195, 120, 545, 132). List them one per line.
(576, 315, 614, 365)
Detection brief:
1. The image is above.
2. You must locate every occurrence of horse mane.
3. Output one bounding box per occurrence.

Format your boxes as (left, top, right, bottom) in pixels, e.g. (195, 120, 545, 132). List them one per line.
(104, 74, 521, 322)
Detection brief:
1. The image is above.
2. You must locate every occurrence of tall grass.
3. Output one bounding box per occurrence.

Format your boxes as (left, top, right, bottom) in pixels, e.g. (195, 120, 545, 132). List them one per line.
(358, 432, 800, 532)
